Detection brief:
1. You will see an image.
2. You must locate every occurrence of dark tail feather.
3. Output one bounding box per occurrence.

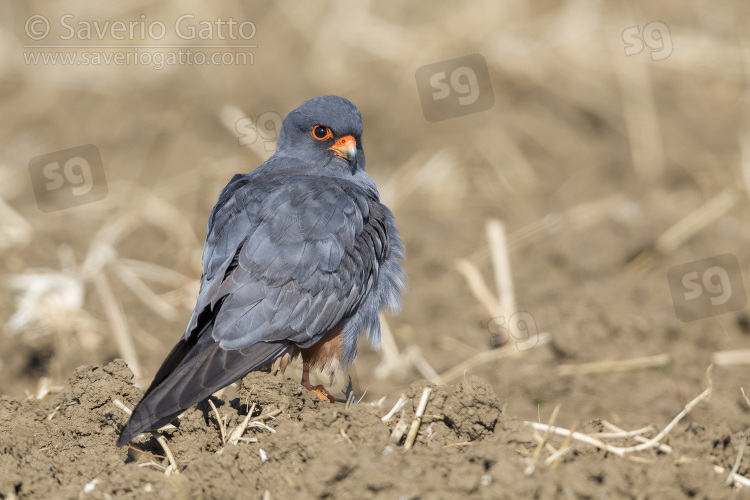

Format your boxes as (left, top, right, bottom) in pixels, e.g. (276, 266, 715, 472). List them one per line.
(117, 340, 288, 446)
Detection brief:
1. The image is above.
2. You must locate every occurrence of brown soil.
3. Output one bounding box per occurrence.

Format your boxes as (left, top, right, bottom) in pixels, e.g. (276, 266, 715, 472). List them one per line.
(0, 360, 745, 499)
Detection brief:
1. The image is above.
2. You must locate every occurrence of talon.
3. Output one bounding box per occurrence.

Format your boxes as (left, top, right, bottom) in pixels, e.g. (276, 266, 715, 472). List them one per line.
(300, 356, 335, 403)
(310, 384, 335, 403)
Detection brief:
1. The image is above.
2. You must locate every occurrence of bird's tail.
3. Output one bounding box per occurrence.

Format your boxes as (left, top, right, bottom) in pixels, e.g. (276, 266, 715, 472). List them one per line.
(117, 340, 288, 446)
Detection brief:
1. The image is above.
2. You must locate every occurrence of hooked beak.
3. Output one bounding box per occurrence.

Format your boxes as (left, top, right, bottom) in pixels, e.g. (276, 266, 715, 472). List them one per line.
(329, 135, 357, 162)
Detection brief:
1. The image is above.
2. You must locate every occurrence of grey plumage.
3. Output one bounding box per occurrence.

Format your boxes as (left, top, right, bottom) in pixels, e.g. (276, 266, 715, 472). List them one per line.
(117, 96, 405, 446)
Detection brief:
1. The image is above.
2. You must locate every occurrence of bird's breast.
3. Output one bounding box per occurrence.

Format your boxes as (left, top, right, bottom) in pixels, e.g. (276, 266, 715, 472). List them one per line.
(293, 322, 345, 372)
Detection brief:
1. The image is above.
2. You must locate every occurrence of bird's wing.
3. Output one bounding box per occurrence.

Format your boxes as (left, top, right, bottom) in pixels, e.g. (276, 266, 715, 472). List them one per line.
(207, 174, 386, 350)
(117, 173, 389, 445)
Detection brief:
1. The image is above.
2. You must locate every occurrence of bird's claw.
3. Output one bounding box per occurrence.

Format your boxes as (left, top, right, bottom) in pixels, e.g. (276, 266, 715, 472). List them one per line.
(309, 384, 335, 403)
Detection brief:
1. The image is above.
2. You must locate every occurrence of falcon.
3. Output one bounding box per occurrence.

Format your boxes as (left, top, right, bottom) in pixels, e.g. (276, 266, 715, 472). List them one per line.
(117, 96, 405, 446)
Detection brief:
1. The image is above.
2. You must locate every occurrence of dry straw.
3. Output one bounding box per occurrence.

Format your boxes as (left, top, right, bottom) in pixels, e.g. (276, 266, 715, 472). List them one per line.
(517, 365, 750, 491)
(404, 387, 432, 450)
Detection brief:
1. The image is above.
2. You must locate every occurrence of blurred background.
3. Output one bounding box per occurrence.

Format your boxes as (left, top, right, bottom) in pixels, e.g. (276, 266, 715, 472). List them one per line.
(0, 1, 748, 430)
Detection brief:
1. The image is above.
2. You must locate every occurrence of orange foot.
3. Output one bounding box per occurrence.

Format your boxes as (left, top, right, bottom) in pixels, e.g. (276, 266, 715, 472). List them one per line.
(303, 382, 335, 403)
(300, 357, 335, 403)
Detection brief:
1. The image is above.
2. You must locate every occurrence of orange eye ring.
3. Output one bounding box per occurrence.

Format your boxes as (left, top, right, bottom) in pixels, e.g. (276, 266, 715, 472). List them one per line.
(311, 125, 333, 141)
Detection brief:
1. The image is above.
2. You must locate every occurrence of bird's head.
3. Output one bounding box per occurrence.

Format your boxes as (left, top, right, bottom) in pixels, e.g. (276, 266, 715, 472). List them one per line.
(275, 95, 365, 175)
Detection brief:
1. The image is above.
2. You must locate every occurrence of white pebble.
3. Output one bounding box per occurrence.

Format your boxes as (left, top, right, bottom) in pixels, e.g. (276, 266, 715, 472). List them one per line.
(83, 478, 100, 494)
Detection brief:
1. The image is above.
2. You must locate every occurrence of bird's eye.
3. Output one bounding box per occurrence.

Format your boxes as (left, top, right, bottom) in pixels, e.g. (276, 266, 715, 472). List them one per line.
(311, 125, 332, 141)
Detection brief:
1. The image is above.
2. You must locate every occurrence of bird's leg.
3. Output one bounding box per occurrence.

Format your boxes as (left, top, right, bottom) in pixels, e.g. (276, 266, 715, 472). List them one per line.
(259, 349, 291, 375)
(279, 351, 291, 374)
(301, 357, 335, 403)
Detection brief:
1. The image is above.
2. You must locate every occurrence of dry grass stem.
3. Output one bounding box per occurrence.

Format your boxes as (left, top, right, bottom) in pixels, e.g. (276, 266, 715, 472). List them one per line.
(738, 128, 750, 196)
(741, 388, 750, 408)
(208, 399, 226, 445)
(655, 187, 740, 256)
(532, 404, 561, 467)
(377, 150, 431, 209)
(35, 377, 63, 400)
(257, 409, 282, 421)
(557, 354, 671, 376)
(382, 395, 407, 421)
(112, 398, 132, 416)
(475, 126, 538, 194)
(486, 219, 515, 319)
(391, 409, 408, 442)
(592, 423, 655, 439)
(438, 333, 551, 384)
(371, 396, 387, 411)
(118, 258, 193, 288)
(378, 149, 457, 212)
(469, 196, 630, 265)
(46, 404, 61, 421)
(438, 335, 479, 358)
(715, 465, 750, 488)
(546, 445, 572, 467)
(550, 422, 577, 468)
(726, 439, 747, 486)
(138, 460, 167, 471)
(345, 389, 356, 409)
(339, 428, 355, 450)
(524, 384, 712, 457)
(113, 399, 177, 433)
(126, 445, 165, 460)
(627, 187, 741, 273)
(425, 424, 437, 444)
(373, 314, 408, 380)
(156, 435, 180, 476)
(630, 386, 712, 453)
(0, 195, 32, 248)
(404, 387, 432, 450)
(92, 271, 141, 379)
(455, 259, 501, 319)
(247, 421, 276, 433)
(404, 345, 443, 384)
(225, 406, 280, 448)
(532, 432, 559, 455)
(731, 473, 750, 488)
(227, 402, 256, 446)
(712, 350, 750, 366)
(525, 422, 620, 456)
(111, 262, 179, 321)
(600, 421, 671, 453)
(613, 45, 664, 181)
